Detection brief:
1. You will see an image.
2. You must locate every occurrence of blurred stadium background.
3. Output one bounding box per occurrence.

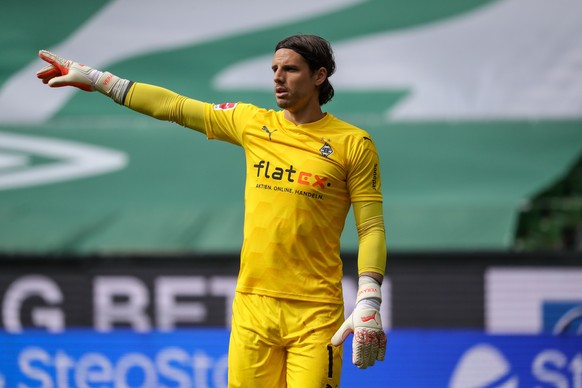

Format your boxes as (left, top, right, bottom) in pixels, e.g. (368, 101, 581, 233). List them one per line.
(0, 0, 581, 386)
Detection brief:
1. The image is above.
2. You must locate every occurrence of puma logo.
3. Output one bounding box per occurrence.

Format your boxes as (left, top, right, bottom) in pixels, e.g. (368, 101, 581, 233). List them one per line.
(361, 311, 379, 325)
(262, 125, 278, 140)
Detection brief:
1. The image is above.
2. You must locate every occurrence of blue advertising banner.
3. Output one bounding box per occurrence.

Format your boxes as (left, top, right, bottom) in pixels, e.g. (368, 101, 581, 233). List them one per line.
(1, 329, 581, 388)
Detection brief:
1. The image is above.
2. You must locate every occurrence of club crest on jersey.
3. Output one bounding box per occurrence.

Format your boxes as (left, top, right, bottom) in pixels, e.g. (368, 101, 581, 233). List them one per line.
(213, 102, 237, 110)
(320, 142, 333, 158)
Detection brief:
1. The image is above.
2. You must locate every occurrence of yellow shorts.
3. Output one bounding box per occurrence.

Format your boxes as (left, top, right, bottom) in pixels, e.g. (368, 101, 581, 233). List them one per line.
(228, 292, 344, 388)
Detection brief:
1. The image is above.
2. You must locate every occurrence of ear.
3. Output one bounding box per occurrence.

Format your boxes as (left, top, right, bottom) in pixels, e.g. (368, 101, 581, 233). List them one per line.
(314, 67, 327, 87)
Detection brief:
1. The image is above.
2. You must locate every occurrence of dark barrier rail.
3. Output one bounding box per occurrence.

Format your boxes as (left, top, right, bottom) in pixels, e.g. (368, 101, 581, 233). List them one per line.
(0, 251, 580, 331)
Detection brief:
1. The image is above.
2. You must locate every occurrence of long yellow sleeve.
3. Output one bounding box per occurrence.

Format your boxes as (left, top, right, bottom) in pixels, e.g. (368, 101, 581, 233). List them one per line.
(354, 201, 387, 276)
(124, 82, 207, 133)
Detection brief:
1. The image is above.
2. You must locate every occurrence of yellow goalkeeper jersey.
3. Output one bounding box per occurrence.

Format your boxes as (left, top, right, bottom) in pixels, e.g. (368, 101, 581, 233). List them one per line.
(204, 102, 382, 304)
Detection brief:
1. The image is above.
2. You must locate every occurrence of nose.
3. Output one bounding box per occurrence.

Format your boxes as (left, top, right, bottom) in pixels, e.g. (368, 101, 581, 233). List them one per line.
(273, 68, 284, 84)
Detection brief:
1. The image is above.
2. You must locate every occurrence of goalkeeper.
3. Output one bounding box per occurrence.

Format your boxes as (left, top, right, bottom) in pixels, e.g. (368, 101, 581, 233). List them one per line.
(36, 34, 387, 387)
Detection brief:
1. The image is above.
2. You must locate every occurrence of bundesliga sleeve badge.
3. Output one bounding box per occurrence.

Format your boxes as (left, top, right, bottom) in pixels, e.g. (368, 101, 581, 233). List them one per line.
(213, 102, 237, 110)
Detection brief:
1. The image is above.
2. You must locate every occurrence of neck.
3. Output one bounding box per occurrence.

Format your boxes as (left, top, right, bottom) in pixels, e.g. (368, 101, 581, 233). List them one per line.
(284, 107, 325, 126)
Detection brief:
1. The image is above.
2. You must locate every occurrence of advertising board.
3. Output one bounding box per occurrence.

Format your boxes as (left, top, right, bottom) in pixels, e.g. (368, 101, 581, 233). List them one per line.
(1, 329, 580, 388)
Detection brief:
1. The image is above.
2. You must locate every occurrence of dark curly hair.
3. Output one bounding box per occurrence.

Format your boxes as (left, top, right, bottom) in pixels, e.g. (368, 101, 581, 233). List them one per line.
(275, 34, 336, 106)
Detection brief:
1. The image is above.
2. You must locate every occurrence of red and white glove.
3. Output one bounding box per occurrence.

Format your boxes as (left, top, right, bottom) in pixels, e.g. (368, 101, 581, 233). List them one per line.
(36, 50, 130, 103)
(331, 276, 387, 369)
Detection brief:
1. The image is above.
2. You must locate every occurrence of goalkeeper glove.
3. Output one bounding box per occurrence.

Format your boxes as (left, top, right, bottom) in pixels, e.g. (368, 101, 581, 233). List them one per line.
(36, 50, 130, 103)
(331, 275, 387, 369)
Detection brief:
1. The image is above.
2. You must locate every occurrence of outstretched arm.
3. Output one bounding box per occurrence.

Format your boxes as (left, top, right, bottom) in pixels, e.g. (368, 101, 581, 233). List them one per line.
(36, 50, 206, 133)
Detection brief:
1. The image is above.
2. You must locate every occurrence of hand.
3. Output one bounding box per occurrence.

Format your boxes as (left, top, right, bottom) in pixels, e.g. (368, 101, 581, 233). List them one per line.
(36, 50, 102, 91)
(36, 50, 129, 103)
(331, 277, 387, 369)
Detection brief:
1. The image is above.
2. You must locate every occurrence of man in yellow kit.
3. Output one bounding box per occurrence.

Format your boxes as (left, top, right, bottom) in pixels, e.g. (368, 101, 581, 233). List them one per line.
(36, 34, 387, 387)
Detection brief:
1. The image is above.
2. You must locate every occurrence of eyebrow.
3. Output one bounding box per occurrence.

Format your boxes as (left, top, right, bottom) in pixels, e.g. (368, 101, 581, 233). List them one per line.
(272, 64, 300, 71)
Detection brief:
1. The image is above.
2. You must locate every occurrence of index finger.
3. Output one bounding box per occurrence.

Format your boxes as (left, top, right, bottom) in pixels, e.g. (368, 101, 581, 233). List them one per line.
(38, 50, 69, 72)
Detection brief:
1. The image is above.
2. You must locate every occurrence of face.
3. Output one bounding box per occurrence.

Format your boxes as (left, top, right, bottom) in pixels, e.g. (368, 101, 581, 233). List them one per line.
(271, 48, 326, 113)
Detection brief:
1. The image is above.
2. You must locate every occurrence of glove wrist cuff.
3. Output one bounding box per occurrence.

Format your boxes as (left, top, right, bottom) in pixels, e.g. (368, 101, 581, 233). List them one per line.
(94, 72, 132, 104)
(356, 276, 381, 304)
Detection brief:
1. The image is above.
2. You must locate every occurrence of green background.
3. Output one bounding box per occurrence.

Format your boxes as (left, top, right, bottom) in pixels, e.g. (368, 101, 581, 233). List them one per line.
(1, 0, 580, 254)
